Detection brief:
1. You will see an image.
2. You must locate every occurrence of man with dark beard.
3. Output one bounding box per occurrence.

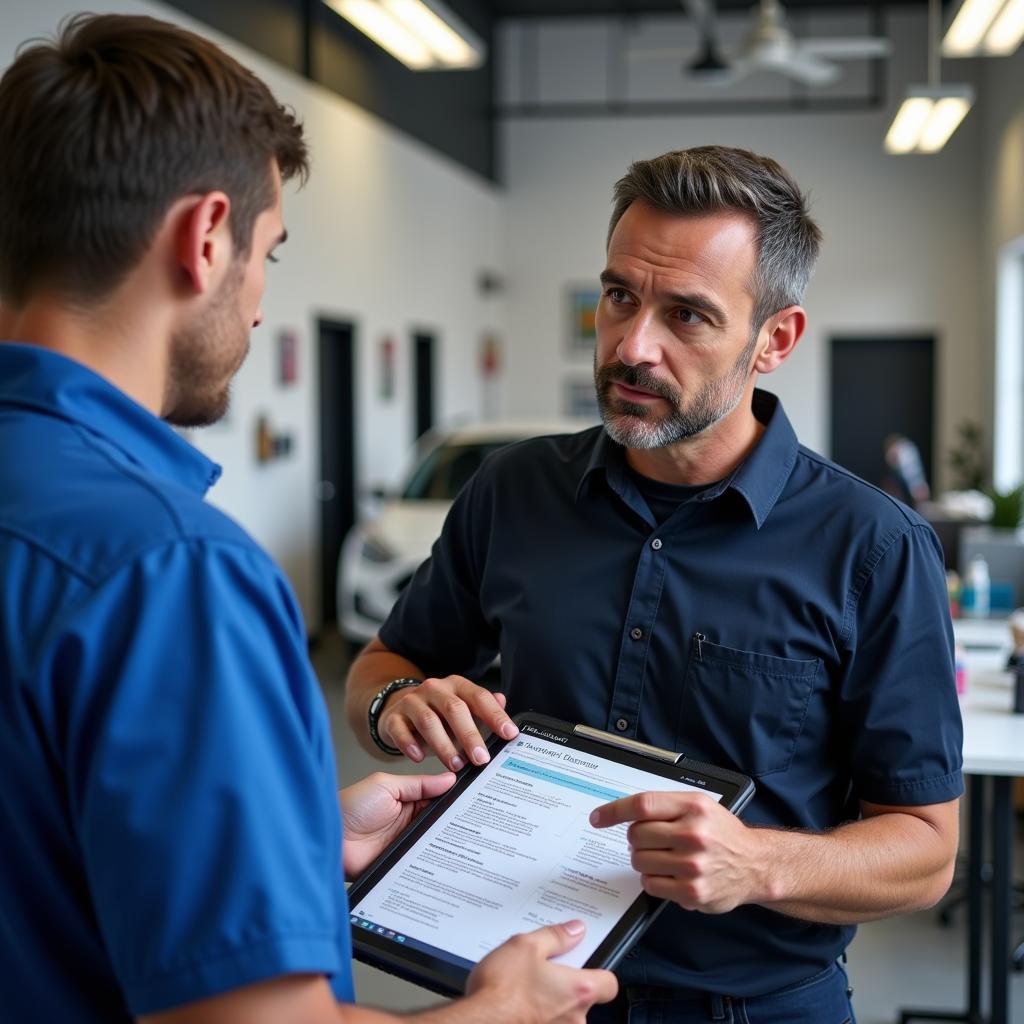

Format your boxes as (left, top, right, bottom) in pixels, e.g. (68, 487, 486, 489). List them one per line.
(346, 147, 963, 1022)
(0, 14, 617, 1024)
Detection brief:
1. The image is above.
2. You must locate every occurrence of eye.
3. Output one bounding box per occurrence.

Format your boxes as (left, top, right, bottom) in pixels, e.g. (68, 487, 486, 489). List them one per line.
(605, 287, 630, 304)
(673, 308, 705, 326)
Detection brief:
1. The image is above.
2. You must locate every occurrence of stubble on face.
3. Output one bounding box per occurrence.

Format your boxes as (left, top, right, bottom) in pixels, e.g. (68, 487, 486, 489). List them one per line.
(594, 328, 759, 450)
(163, 258, 249, 428)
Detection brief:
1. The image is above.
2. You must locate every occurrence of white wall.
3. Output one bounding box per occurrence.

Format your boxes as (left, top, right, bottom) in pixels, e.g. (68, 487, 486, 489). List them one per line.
(2, 0, 507, 628)
(982, 45, 1024, 255)
(3, 1, 1018, 626)
(980, 44, 1024, 490)
(497, 10, 987, 485)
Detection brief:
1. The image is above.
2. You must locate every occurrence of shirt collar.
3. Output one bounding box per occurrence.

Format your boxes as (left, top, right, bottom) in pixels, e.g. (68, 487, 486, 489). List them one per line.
(575, 388, 798, 529)
(726, 389, 799, 528)
(0, 342, 222, 495)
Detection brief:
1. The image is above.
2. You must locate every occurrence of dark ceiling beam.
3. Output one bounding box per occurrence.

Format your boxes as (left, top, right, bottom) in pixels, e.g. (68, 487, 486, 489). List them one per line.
(163, 0, 497, 182)
(495, 94, 883, 116)
(486, 0, 927, 14)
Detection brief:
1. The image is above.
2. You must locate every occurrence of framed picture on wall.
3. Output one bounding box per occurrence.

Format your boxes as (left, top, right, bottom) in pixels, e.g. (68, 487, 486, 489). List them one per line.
(567, 285, 601, 354)
(276, 329, 298, 386)
(564, 376, 600, 421)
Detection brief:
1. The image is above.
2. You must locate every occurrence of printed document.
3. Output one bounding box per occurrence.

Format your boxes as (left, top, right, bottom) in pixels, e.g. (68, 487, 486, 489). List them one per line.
(352, 734, 721, 968)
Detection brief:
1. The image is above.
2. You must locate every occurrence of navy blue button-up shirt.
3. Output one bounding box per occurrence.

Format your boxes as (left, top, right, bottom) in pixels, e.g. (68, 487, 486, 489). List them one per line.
(381, 389, 963, 997)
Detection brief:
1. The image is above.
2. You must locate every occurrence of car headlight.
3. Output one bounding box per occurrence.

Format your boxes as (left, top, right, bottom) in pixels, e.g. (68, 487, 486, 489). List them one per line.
(360, 534, 397, 564)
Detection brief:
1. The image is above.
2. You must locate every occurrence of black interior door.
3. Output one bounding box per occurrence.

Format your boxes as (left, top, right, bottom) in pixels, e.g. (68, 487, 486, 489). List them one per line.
(413, 332, 435, 442)
(830, 335, 935, 491)
(317, 319, 356, 631)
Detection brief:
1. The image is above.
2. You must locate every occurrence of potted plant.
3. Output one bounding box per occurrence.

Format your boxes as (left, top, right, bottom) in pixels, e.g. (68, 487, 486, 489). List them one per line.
(988, 484, 1024, 532)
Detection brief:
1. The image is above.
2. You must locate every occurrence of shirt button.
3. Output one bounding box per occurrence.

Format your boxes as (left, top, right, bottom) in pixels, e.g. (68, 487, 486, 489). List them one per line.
(615, 718, 629, 732)
(651, 538, 663, 550)
(630, 627, 643, 640)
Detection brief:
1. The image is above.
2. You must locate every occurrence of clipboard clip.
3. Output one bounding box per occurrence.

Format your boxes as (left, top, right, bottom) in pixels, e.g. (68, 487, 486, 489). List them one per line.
(573, 724, 682, 765)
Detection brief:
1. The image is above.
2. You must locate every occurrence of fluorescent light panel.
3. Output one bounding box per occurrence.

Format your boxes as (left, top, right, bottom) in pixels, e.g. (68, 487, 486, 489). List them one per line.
(329, 0, 432, 68)
(384, 0, 480, 67)
(985, 0, 1024, 54)
(325, 0, 484, 70)
(885, 97, 933, 153)
(884, 85, 974, 154)
(943, 0, 1024, 54)
(918, 96, 972, 151)
(944, 0, 1005, 53)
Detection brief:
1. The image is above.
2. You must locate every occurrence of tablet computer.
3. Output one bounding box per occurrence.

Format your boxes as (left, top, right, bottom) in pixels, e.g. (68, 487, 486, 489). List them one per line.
(347, 712, 754, 996)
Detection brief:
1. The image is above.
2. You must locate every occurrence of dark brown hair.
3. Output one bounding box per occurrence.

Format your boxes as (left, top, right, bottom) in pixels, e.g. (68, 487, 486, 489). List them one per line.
(609, 146, 821, 331)
(0, 13, 309, 306)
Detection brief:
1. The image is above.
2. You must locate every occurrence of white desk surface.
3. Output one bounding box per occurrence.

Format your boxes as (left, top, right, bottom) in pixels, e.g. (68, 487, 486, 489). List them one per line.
(960, 674, 1024, 776)
(953, 617, 1024, 777)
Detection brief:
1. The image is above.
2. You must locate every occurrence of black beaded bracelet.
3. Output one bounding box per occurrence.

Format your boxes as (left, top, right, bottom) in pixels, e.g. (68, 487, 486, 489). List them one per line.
(367, 677, 422, 755)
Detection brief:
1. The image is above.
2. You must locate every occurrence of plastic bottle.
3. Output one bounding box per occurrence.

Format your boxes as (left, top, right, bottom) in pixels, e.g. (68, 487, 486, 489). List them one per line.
(946, 570, 961, 619)
(966, 555, 990, 619)
(954, 642, 967, 700)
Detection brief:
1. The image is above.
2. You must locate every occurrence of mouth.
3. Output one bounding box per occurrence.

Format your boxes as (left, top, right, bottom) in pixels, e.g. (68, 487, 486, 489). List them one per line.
(613, 380, 665, 404)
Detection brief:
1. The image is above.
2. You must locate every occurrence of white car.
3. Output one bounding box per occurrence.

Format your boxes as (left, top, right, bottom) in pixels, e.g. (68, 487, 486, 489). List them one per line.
(337, 420, 585, 653)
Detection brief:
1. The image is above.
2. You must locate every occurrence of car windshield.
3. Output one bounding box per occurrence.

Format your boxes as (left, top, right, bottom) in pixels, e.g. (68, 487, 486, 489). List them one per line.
(402, 440, 518, 500)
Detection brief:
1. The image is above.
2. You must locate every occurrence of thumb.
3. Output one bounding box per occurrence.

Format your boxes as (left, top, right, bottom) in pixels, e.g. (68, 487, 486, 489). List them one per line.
(391, 772, 457, 803)
(523, 920, 586, 959)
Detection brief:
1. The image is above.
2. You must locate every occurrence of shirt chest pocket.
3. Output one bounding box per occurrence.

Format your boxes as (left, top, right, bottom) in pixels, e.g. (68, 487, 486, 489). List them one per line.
(674, 638, 821, 777)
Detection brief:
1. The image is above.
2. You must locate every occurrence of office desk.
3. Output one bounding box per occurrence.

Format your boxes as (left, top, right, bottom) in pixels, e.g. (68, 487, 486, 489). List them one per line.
(901, 620, 1024, 1024)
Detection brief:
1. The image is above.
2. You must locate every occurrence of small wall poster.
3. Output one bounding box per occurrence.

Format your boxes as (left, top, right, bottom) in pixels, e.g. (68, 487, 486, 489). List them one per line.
(564, 376, 600, 420)
(567, 286, 601, 354)
(277, 329, 298, 386)
(379, 336, 395, 401)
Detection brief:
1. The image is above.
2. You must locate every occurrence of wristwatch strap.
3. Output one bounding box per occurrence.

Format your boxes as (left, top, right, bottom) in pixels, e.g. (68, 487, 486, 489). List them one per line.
(368, 677, 421, 755)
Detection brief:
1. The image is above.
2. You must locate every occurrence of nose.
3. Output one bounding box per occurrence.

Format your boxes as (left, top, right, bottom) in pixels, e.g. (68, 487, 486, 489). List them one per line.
(616, 310, 662, 367)
(252, 307, 263, 329)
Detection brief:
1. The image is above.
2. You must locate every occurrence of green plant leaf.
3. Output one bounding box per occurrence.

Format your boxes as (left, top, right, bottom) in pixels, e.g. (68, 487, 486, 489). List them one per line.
(987, 484, 1024, 529)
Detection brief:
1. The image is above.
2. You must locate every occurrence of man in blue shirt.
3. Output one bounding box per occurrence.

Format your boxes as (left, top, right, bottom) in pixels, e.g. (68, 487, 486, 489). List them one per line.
(347, 147, 963, 1022)
(0, 14, 617, 1024)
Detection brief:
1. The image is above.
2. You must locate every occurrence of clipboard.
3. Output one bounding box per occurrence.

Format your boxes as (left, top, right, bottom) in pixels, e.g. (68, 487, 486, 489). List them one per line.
(347, 712, 754, 996)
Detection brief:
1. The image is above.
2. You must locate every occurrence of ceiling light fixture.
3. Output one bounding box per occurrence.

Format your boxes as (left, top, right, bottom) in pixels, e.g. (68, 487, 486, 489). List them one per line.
(885, 0, 974, 154)
(943, 0, 1024, 56)
(324, 0, 485, 70)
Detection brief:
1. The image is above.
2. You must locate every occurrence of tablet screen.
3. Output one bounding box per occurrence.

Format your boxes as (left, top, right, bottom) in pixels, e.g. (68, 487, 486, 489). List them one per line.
(349, 722, 733, 980)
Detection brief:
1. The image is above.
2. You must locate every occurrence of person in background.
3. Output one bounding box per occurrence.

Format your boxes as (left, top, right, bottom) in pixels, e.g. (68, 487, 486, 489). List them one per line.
(346, 146, 963, 1023)
(881, 433, 931, 507)
(0, 14, 616, 1024)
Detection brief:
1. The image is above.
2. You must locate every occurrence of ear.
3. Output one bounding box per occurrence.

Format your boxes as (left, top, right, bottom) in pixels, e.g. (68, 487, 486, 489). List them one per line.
(753, 306, 806, 375)
(175, 191, 233, 295)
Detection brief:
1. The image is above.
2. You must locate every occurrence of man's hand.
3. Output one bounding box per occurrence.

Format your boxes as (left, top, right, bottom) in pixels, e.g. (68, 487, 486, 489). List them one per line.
(378, 675, 518, 773)
(466, 921, 618, 1024)
(140, 924, 616, 1024)
(591, 792, 960, 924)
(340, 771, 456, 880)
(589, 791, 766, 914)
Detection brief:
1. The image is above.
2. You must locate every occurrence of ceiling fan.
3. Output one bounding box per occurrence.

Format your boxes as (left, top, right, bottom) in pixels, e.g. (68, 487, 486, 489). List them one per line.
(629, 0, 892, 87)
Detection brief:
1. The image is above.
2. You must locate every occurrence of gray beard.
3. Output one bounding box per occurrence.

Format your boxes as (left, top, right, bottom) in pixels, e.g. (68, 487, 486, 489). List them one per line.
(594, 334, 757, 450)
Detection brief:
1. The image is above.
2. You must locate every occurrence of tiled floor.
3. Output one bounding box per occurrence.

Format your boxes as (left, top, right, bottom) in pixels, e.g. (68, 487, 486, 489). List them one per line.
(312, 632, 1024, 1023)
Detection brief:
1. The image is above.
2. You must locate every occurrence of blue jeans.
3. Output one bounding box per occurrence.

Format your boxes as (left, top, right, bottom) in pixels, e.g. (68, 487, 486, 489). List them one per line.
(587, 962, 856, 1024)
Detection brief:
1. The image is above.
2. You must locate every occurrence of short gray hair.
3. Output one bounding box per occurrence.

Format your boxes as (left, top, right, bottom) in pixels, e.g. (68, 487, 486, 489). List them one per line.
(608, 146, 821, 331)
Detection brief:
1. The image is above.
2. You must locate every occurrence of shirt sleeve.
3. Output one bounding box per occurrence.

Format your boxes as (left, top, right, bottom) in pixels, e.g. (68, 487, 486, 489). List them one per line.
(379, 471, 500, 678)
(839, 522, 964, 807)
(55, 538, 350, 1014)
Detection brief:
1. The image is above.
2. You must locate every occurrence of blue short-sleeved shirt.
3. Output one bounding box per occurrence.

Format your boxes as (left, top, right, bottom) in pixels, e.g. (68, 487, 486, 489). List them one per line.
(380, 388, 963, 998)
(0, 343, 354, 1020)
